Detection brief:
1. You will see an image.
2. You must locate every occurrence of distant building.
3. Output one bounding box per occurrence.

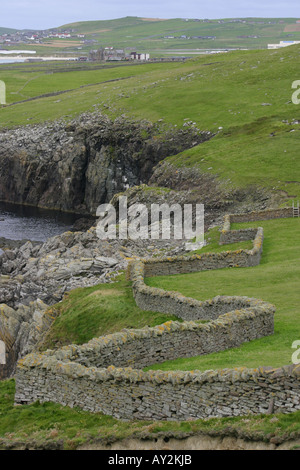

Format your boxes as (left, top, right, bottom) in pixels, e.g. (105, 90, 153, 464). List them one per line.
(89, 48, 150, 62)
(268, 40, 300, 49)
(237, 35, 259, 39)
(89, 47, 126, 61)
(130, 52, 150, 61)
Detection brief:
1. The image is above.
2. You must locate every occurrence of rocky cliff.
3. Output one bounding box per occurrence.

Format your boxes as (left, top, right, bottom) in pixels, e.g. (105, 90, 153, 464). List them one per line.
(0, 113, 212, 215)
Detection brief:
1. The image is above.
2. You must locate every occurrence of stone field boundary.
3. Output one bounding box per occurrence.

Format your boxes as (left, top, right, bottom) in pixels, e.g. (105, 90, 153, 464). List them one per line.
(14, 207, 300, 420)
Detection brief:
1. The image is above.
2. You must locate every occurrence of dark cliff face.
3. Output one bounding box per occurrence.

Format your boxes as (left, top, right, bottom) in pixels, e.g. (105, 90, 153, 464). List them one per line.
(0, 113, 212, 215)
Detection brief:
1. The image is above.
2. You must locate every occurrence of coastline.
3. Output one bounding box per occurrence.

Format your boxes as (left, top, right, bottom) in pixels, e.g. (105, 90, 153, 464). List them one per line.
(0, 55, 78, 64)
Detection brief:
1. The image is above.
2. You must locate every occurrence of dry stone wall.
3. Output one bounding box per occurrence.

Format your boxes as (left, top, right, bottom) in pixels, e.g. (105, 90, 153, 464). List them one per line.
(129, 227, 263, 319)
(142, 227, 263, 277)
(229, 207, 293, 223)
(13, 209, 300, 420)
(14, 353, 300, 420)
(219, 208, 293, 244)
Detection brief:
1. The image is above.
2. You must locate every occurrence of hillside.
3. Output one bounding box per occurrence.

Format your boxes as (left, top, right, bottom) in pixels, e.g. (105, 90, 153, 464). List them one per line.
(39, 16, 300, 54)
(1, 17, 300, 56)
(1, 44, 300, 202)
(0, 27, 17, 35)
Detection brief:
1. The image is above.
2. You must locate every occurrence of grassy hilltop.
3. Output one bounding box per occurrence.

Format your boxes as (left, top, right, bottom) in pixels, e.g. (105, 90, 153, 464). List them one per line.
(2, 16, 300, 56)
(59, 16, 300, 52)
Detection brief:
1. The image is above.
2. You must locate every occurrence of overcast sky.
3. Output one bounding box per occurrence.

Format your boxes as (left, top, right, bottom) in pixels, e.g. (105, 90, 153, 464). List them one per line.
(1, 0, 299, 30)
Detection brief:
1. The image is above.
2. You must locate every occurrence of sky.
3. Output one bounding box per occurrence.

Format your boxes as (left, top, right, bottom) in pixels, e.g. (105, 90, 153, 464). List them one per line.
(1, 0, 299, 30)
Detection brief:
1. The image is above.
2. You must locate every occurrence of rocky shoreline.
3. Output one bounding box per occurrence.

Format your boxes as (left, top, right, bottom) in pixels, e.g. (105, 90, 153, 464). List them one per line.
(0, 219, 189, 377)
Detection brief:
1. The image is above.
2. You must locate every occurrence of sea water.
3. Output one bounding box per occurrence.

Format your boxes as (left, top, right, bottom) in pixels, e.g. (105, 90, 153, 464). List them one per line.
(0, 201, 82, 243)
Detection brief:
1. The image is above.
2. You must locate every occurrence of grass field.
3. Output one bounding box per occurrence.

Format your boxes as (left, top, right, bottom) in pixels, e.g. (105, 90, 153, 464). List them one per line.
(1, 44, 299, 199)
(0, 61, 178, 105)
(59, 16, 300, 53)
(145, 217, 300, 371)
(40, 279, 182, 349)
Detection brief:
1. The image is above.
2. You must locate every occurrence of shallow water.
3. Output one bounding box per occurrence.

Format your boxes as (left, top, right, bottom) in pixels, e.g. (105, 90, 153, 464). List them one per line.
(0, 201, 82, 243)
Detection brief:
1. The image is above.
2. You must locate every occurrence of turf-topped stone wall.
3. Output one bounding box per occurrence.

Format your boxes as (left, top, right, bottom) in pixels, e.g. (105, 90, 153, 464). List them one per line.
(13, 209, 300, 420)
(128, 227, 263, 319)
(141, 226, 263, 278)
(17, 303, 275, 371)
(219, 208, 293, 245)
(14, 296, 277, 420)
(141, 244, 262, 276)
(14, 352, 300, 420)
(130, 263, 268, 321)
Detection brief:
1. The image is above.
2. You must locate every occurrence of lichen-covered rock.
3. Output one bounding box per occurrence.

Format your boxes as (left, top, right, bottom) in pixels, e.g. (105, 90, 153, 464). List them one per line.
(0, 299, 52, 377)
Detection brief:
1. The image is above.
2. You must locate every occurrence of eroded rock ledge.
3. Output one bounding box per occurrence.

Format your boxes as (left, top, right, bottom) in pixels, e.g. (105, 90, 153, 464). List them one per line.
(0, 113, 212, 214)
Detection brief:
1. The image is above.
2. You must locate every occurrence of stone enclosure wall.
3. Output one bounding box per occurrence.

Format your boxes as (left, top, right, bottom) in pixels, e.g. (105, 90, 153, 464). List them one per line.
(219, 207, 293, 245)
(14, 207, 300, 420)
(15, 354, 300, 421)
(129, 226, 263, 319)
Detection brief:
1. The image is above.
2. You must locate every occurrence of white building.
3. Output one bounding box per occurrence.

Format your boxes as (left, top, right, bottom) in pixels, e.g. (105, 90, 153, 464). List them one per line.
(130, 52, 150, 61)
(268, 40, 300, 49)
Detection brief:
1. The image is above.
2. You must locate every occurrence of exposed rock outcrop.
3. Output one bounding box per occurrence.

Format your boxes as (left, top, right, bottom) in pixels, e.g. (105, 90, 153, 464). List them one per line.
(149, 160, 283, 215)
(0, 300, 50, 378)
(0, 219, 188, 378)
(0, 110, 284, 381)
(0, 113, 212, 214)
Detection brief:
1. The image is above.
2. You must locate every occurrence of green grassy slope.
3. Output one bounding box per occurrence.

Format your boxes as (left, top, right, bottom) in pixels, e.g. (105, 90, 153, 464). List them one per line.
(0, 61, 175, 104)
(33, 16, 300, 54)
(1, 44, 299, 199)
(145, 217, 300, 371)
(2, 17, 300, 56)
(40, 279, 181, 349)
